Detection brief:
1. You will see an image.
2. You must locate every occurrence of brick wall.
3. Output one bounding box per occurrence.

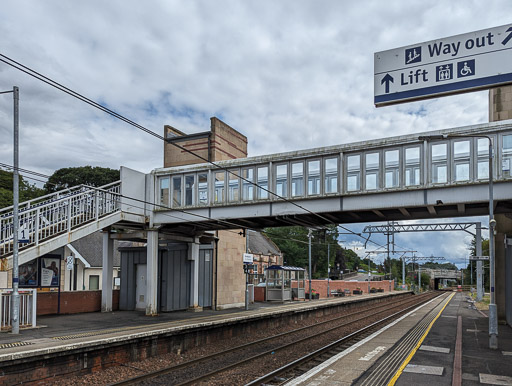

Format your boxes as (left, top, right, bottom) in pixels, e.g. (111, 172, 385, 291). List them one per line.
(37, 290, 120, 315)
(306, 279, 394, 298)
(489, 85, 512, 121)
(210, 117, 247, 161)
(163, 117, 247, 167)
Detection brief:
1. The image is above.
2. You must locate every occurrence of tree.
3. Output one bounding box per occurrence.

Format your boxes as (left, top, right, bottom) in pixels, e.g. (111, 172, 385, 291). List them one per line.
(0, 169, 45, 208)
(44, 166, 120, 193)
(263, 225, 360, 278)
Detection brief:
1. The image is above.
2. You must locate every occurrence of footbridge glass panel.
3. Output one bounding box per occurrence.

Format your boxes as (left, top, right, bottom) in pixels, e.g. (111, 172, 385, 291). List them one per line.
(151, 124, 512, 211)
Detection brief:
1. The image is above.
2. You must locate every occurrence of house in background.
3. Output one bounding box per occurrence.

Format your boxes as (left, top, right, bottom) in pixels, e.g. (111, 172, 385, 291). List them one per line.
(247, 230, 282, 284)
(63, 231, 123, 291)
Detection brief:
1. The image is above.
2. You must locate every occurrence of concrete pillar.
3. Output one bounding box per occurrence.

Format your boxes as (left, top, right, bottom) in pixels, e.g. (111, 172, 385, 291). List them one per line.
(495, 214, 512, 324)
(188, 237, 202, 311)
(101, 231, 114, 312)
(146, 229, 159, 316)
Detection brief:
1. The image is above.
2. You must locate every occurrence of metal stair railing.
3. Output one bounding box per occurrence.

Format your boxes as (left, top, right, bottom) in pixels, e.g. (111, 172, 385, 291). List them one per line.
(0, 181, 121, 258)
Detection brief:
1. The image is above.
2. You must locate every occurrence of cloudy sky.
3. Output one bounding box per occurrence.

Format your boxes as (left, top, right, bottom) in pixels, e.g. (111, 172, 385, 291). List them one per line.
(1, 1, 509, 268)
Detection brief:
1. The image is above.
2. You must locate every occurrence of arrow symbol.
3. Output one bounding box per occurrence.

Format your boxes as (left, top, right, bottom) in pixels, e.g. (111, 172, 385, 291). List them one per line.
(381, 74, 394, 93)
(502, 26, 512, 46)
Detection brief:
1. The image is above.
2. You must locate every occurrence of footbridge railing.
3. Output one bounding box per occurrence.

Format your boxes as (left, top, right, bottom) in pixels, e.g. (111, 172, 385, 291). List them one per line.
(0, 181, 121, 258)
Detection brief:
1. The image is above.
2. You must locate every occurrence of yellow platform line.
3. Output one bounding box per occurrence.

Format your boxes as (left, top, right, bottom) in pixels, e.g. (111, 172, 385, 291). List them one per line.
(387, 292, 455, 386)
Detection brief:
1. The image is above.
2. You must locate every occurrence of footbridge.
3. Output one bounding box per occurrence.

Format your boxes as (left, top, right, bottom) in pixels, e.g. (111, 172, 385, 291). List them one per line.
(2, 120, 512, 262)
(146, 120, 512, 235)
(1, 119, 512, 320)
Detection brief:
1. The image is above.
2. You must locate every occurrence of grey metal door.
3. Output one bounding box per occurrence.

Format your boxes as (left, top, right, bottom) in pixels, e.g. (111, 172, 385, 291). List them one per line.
(198, 248, 213, 308)
(160, 245, 190, 312)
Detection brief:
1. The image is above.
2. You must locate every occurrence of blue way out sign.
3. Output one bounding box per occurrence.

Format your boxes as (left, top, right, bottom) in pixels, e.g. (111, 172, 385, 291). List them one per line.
(374, 24, 512, 107)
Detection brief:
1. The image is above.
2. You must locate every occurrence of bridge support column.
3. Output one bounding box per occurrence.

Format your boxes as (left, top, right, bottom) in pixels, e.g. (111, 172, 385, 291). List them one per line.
(495, 214, 512, 326)
(101, 230, 114, 312)
(146, 229, 159, 316)
(188, 237, 202, 312)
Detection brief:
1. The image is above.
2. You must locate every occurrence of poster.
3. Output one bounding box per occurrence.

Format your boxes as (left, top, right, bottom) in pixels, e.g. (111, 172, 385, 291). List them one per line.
(41, 257, 60, 287)
(19, 260, 38, 287)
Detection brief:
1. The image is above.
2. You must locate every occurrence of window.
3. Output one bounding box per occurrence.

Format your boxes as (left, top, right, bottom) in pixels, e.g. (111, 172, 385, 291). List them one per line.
(477, 138, 489, 180)
(365, 152, 379, 190)
(291, 162, 304, 197)
(214, 171, 225, 203)
(275, 164, 288, 197)
(405, 147, 420, 186)
(172, 176, 182, 207)
(228, 169, 240, 202)
(159, 177, 169, 206)
(242, 168, 254, 201)
(198, 173, 208, 205)
(346, 154, 360, 191)
(431, 143, 447, 183)
(453, 140, 470, 182)
(185, 175, 195, 206)
(384, 150, 399, 188)
(257, 166, 269, 199)
(307, 160, 320, 195)
(324, 157, 338, 193)
(89, 275, 99, 290)
(503, 134, 512, 178)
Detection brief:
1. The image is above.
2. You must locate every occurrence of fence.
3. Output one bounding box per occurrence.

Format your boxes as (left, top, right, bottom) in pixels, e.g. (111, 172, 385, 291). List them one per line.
(0, 288, 37, 330)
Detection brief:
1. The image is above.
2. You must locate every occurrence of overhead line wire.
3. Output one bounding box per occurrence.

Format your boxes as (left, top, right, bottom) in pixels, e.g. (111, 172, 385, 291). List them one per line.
(0, 54, 396, 250)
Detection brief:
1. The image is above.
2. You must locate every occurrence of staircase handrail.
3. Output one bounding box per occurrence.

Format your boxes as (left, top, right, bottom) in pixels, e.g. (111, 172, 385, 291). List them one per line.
(0, 181, 120, 217)
(0, 181, 122, 258)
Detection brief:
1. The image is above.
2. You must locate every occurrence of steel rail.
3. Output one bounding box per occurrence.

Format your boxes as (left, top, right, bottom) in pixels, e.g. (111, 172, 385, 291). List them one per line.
(247, 292, 444, 386)
(110, 292, 435, 386)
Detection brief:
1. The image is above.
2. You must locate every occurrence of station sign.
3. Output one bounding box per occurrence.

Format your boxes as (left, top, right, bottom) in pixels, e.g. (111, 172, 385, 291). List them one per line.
(374, 24, 512, 107)
(243, 253, 253, 263)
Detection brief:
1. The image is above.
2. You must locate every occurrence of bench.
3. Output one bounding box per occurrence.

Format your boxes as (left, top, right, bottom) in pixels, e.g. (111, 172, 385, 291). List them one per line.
(330, 290, 345, 297)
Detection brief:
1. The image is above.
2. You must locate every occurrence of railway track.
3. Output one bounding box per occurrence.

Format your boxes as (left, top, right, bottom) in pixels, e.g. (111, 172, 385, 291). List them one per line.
(110, 292, 440, 385)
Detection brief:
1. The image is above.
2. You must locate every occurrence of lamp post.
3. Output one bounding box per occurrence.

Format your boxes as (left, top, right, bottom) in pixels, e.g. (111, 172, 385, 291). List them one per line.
(1, 87, 20, 334)
(418, 133, 497, 349)
(308, 228, 312, 301)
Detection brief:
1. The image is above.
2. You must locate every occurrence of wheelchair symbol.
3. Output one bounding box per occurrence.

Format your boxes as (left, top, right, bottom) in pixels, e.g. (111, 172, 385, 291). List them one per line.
(457, 59, 475, 78)
(460, 62, 472, 76)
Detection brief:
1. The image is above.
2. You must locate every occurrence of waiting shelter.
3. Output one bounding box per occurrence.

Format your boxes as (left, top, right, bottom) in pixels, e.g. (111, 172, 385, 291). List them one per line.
(265, 265, 306, 301)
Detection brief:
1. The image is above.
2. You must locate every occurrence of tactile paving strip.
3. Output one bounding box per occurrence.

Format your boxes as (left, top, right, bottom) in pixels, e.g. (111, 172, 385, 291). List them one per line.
(52, 327, 132, 340)
(0, 341, 34, 349)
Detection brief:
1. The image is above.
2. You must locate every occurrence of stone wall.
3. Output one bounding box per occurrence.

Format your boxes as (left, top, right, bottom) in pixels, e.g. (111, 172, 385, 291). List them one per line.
(215, 230, 246, 309)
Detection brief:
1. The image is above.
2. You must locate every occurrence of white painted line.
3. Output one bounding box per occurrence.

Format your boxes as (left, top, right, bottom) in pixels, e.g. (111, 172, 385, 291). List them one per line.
(284, 296, 442, 386)
(502, 351, 512, 356)
(466, 329, 482, 332)
(479, 373, 512, 385)
(359, 346, 386, 361)
(419, 345, 450, 353)
(403, 364, 444, 376)
(441, 315, 457, 318)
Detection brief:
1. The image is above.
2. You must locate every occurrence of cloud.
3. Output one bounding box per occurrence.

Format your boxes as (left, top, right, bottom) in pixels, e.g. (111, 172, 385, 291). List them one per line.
(0, 0, 507, 266)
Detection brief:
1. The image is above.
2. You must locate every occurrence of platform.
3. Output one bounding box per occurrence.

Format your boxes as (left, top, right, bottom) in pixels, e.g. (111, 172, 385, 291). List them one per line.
(286, 291, 512, 386)
(0, 291, 398, 363)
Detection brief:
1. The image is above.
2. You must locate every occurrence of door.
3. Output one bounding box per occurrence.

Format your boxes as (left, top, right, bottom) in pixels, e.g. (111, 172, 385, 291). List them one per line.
(160, 246, 190, 312)
(198, 248, 213, 308)
(135, 264, 147, 311)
